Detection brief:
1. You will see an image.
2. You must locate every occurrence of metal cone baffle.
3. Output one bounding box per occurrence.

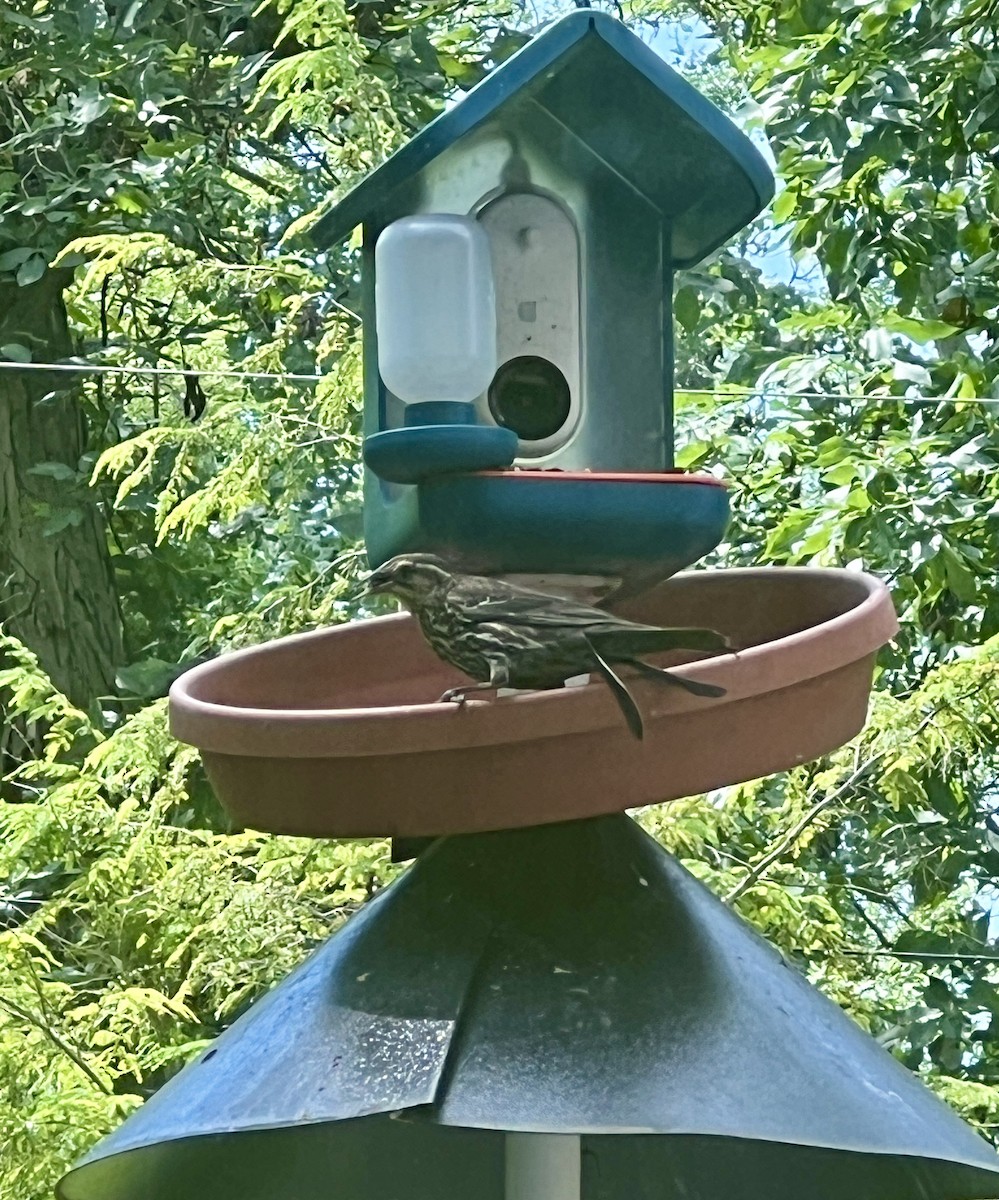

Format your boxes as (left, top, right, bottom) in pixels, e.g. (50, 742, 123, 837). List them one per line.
(60, 815, 999, 1200)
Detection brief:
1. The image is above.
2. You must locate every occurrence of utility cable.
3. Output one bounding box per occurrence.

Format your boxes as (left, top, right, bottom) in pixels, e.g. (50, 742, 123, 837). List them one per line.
(0, 359, 325, 383)
(0, 357, 997, 404)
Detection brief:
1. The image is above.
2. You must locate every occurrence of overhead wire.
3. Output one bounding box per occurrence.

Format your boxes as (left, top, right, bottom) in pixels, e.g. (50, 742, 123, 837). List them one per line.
(0, 356, 996, 405)
(0, 359, 327, 384)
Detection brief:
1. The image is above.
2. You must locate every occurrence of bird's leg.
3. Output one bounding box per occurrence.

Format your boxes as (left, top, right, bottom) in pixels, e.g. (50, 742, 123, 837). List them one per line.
(437, 659, 510, 705)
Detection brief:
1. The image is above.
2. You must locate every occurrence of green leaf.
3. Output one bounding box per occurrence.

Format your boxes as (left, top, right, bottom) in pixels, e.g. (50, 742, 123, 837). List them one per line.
(894, 930, 957, 955)
(675, 439, 711, 468)
(434, 52, 484, 86)
(949, 373, 977, 400)
(674, 286, 701, 333)
(0, 247, 35, 272)
(0, 342, 31, 362)
(772, 188, 797, 222)
(0, 3, 51, 31)
(111, 186, 152, 215)
(883, 315, 960, 344)
(939, 545, 976, 603)
(27, 462, 78, 482)
(40, 508, 83, 536)
(823, 461, 859, 486)
(69, 86, 110, 128)
(16, 254, 47, 286)
(115, 658, 177, 698)
(20, 197, 53, 216)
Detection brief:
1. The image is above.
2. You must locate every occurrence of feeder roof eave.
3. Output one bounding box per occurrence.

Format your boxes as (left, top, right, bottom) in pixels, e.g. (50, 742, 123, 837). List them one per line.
(309, 11, 774, 267)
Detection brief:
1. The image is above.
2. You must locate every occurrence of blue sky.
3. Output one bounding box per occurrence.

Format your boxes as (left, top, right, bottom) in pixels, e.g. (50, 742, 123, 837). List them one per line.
(647, 14, 808, 289)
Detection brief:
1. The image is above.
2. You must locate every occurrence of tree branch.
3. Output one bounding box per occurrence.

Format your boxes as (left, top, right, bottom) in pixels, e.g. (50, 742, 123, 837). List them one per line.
(725, 710, 940, 906)
(848, 895, 894, 948)
(225, 159, 292, 200)
(724, 750, 888, 904)
(0, 994, 113, 1094)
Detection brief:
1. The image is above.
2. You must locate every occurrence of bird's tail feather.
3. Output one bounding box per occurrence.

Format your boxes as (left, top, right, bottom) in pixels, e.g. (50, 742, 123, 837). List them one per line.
(624, 657, 727, 698)
(585, 636, 645, 740)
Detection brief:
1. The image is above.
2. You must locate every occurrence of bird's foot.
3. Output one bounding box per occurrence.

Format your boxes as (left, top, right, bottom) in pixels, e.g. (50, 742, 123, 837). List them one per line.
(437, 679, 501, 705)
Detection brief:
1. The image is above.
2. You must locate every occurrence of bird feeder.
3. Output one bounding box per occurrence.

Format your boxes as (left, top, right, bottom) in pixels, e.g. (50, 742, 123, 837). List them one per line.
(58, 14, 999, 1200)
(311, 10, 774, 592)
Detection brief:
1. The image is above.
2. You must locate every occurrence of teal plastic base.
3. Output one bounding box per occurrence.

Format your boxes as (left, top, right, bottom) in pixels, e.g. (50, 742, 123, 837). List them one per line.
(364, 471, 729, 591)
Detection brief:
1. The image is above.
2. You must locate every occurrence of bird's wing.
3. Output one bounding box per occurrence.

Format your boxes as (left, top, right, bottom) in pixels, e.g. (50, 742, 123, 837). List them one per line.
(450, 577, 651, 630)
(449, 577, 731, 651)
(448, 577, 610, 627)
(587, 626, 731, 656)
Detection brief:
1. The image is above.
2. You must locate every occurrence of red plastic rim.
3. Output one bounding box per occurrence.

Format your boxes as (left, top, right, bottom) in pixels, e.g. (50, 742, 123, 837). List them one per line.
(470, 469, 727, 487)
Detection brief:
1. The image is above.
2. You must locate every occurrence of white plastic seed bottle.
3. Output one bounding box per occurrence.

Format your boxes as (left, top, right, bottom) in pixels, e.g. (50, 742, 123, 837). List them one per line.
(374, 214, 497, 405)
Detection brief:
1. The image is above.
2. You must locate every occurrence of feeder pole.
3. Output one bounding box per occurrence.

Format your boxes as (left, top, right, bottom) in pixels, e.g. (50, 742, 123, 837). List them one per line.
(505, 1133, 581, 1200)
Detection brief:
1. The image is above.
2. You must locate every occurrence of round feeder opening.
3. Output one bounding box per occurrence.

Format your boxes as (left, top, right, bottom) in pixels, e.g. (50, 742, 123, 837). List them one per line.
(488, 355, 571, 443)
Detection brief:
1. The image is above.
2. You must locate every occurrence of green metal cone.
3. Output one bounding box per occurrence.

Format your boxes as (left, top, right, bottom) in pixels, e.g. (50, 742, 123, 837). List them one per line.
(60, 815, 999, 1200)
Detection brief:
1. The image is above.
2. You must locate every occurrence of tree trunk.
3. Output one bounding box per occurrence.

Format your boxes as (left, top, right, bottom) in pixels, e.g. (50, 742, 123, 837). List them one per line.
(0, 271, 123, 710)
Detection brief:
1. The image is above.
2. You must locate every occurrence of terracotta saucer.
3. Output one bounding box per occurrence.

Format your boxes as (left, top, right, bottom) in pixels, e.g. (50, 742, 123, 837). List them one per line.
(168, 568, 897, 838)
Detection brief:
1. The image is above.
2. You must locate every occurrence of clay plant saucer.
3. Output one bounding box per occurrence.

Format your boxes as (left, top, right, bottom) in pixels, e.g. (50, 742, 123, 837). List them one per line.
(168, 568, 897, 838)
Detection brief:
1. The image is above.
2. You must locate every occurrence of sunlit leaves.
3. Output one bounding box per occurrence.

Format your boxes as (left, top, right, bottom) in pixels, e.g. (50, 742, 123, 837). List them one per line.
(669, 0, 999, 1123)
(700, 0, 999, 388)
(0, 641, 401, 1197)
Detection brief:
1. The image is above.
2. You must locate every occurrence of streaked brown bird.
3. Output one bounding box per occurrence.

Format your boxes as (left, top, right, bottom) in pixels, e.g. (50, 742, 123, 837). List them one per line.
(364, 553, 730, 739)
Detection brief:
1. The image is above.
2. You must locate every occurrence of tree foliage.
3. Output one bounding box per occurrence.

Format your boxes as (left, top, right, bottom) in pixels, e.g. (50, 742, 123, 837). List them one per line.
(666, 0, 999, 1143)
(2, 0, 999, 1196)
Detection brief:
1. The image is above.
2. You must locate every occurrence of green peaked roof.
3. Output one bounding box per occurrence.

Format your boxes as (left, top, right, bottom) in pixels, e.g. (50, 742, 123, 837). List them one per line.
(310, 12, 774, 267)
